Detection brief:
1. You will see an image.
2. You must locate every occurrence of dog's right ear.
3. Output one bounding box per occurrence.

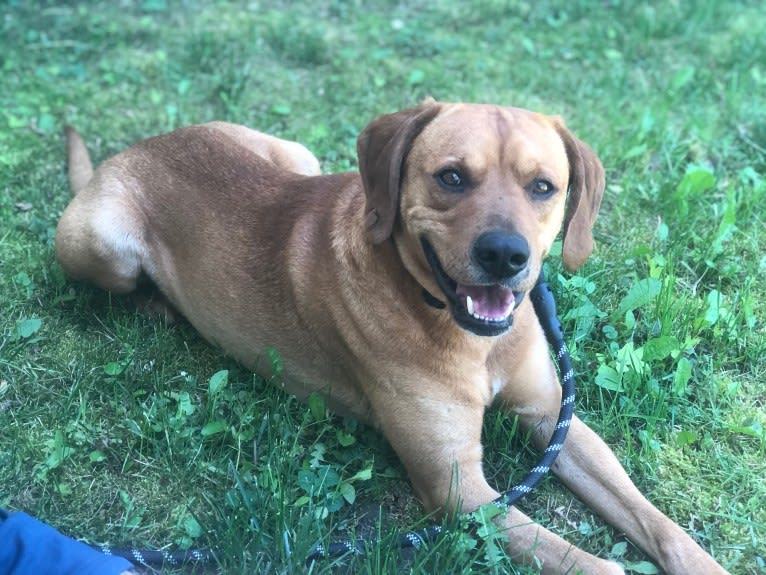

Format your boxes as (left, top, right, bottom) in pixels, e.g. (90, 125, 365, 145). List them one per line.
(357, 99, 441, 243)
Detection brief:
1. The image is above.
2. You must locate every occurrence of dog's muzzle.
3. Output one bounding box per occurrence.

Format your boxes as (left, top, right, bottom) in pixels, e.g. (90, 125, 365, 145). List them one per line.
(421, 238, 525, 337)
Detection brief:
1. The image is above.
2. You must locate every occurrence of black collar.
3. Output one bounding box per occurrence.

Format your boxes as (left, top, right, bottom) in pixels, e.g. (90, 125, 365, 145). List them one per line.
(422, 288, 446, 309)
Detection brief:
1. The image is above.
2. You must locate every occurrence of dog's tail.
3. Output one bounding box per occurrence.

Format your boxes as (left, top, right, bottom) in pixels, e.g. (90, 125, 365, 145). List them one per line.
(64, 126, 94, 196)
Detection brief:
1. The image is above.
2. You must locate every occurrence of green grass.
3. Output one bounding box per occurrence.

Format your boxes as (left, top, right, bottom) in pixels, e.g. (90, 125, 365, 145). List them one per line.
(1, 1, 764, 573)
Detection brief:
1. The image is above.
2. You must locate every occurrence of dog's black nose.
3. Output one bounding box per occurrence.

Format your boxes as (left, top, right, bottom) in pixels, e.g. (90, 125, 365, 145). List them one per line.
(473, 231, 529, 280)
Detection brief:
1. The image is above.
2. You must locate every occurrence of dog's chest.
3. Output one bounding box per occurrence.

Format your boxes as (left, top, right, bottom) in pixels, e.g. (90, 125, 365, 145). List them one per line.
(490, 377, 505, 402)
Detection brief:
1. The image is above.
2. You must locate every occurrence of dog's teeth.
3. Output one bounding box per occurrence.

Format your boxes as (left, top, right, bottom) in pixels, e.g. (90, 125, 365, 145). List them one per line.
(464, 294, 513, 323)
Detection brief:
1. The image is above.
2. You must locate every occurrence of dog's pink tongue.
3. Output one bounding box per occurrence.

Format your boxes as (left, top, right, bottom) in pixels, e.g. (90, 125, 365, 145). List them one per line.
(456, 284, 514, 320)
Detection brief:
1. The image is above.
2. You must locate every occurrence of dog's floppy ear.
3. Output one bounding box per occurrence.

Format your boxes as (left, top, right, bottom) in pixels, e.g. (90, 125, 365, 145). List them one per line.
(552, 118, 605, 271)
(357, 99, 441, 243)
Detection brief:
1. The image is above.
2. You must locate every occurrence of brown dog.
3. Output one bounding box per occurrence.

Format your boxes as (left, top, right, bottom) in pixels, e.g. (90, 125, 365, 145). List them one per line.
(56, 100, 728, 574)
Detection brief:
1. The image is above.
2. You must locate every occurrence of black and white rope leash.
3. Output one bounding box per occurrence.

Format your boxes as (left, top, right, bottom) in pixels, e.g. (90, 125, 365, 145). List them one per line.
(496, 269, 575, 507)
(97, 546, 214, 567)
(88, 271, 574, 569)
(305, 270, 576, 564)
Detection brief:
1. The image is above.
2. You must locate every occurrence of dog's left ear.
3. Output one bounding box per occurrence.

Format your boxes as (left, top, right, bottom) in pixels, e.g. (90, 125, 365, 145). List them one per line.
(552, 118, 606, 271)
(357, 99, 441, 243)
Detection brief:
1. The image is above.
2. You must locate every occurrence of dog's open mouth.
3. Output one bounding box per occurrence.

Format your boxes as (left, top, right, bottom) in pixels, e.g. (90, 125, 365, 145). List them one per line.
(421, 239, 523, 337)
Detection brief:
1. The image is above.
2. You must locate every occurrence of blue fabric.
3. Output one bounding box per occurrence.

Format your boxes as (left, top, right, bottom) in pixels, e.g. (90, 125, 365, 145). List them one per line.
(0, 510, 133, 575)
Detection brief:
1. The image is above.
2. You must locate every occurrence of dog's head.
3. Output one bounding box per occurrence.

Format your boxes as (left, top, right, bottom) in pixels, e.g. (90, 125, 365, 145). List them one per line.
(357, 99, 605, 337)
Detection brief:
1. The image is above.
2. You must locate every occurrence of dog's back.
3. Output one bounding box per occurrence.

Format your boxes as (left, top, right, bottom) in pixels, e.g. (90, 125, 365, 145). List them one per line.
(56, 124, 370, 414)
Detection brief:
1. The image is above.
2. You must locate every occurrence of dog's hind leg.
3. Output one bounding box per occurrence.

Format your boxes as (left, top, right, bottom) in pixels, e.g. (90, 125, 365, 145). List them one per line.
(56, 181, 180, 321)
(56, 178, 147, 296)
(57, 127, 153, 297)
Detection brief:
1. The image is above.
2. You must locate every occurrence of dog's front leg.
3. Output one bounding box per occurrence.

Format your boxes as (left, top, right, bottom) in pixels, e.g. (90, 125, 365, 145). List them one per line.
(539, 415, 730, 575)
(494, 329, 730, 575)
(373, 383, 624, 574)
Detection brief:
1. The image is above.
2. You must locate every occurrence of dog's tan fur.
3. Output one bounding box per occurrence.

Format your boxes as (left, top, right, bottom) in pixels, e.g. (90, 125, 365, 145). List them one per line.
(56, 100, 728, 574)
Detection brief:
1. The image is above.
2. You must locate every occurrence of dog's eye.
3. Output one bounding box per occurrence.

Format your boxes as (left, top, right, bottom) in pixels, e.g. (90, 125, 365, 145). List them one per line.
(532, 179, 555, 196)
(437, 169, 464, 190)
